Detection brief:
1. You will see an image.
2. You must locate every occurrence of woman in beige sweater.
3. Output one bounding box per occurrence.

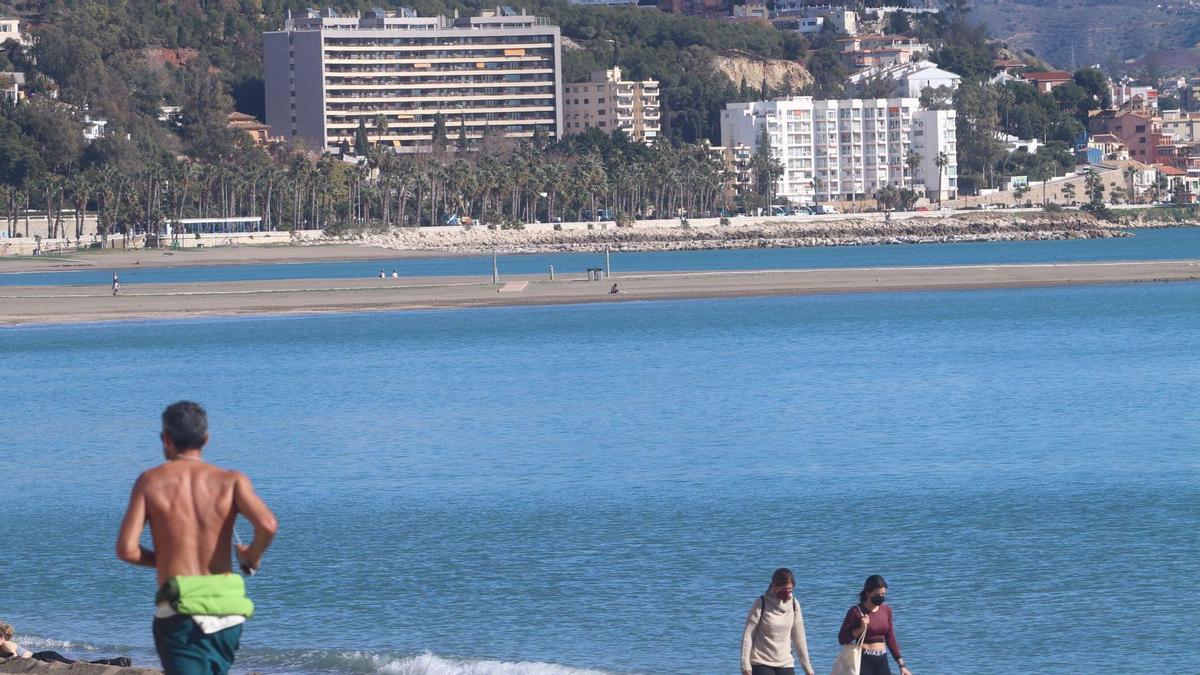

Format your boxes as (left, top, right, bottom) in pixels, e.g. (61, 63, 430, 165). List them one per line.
(741, 568, 816, 675)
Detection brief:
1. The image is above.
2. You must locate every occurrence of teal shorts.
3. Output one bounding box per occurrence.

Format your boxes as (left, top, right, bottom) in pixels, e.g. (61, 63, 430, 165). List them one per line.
(152, 615, 242, 675)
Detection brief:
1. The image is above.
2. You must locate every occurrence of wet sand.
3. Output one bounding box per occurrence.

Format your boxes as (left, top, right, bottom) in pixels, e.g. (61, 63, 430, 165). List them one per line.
(2, 260, 1197, 326)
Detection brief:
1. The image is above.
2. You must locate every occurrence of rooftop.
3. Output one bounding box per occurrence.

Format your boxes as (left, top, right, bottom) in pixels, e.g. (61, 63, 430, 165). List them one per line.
(1021, 70, 1072, 82)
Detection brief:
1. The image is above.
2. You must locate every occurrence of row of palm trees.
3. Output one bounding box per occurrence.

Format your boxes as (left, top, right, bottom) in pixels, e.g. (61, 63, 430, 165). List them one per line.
(2, 138, 741, 240)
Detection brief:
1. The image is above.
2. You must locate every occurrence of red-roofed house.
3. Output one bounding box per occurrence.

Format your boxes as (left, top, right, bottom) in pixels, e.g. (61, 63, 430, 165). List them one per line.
(1020, 70, 1072, 94)
(1154, 164, 1199, 203)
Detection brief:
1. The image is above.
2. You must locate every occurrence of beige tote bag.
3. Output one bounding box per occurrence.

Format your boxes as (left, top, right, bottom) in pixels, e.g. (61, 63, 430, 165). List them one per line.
(829, 607, 868, 675)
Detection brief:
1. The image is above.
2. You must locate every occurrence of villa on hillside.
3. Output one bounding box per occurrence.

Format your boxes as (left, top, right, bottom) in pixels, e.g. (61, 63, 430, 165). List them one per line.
(227, 112, 274, 146)
(1019, 70, 1072, 94)
(837, 34, 926, 70)
(844, 60, 960, 98)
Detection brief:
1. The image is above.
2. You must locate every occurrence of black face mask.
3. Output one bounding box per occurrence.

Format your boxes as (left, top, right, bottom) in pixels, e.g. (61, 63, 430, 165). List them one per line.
(870, 595, 886, 605)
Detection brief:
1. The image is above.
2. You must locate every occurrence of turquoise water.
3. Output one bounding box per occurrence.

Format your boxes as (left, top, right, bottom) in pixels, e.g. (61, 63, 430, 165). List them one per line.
(2, 283, 1199, 674)
(2, 227, 1200, 286)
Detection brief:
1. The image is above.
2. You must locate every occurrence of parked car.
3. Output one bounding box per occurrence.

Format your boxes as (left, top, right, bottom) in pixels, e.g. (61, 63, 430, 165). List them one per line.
(813, 205, 839, 215)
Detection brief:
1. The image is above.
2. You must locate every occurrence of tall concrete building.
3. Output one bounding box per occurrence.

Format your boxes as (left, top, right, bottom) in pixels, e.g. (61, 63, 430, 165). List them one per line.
(264, 7, 563, 153)
(720, 96, 957, 203)
(562, 67, 660, 143)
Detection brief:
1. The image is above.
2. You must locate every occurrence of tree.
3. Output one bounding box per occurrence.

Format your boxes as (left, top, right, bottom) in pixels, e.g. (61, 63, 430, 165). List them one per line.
(750, 124, 783, 211)
(905, 149, 922, 190)
(431, 112, 448, 151)
(934, 151, 950, 202)
(1073, 68, 1112, 110)
(954, 81, 1003, 193)
(354, 119, 370, 156)
(1124, 165, 1139, 204)
(919, 85, 955, 110)
(1014, 183, 1031, 204)
(1081, 168, 1112, 219)
(1063, 181, 1077, 205)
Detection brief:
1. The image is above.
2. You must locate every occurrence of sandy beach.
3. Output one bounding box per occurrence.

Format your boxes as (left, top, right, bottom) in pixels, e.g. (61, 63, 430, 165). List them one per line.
(2, 260, 1197, 325)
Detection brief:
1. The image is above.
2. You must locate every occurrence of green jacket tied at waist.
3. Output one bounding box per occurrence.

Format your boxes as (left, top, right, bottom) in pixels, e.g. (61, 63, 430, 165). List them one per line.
(156, 574, 254, 618)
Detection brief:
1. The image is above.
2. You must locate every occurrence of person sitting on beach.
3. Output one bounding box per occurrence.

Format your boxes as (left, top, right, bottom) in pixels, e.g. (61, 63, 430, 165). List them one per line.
(117, 401, 278, 675)
(0, 620, 33, 659)
(741, 568, 816, 675)
(391, 270, 398, 278)
(610, 283, 620, 294)
(379, 269, 385, 278)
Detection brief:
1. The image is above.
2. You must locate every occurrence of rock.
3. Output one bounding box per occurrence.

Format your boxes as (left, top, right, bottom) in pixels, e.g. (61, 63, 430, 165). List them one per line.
(0, 658, 158, 675)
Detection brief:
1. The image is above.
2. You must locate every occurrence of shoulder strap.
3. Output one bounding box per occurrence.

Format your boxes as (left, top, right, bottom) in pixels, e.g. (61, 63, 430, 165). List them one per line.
(753, 595, 767, 639)
(855, 605, 869, 646)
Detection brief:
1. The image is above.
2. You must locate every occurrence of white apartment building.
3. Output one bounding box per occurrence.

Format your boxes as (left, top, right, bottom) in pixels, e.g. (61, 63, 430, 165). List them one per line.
(720, 96, 957, 203)
(562, 67, 660, 143)
(911, 108, 957, 201)
(264, 7, 563, 153)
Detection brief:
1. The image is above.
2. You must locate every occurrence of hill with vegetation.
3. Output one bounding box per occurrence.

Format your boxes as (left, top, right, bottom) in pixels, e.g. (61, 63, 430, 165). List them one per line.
(972, 0, 1200, 74)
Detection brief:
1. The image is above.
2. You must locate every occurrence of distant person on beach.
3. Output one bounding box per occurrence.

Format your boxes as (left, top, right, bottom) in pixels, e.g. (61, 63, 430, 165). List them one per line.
(741, 568, 815, 675)
(610, 283, 620, 294)
(838, 575, 911, 675)
(391, 270, 398, 278)
(112, 272, 121, 296)
(117, 401, 278, 675)
(379, 269, 385, 278)
(0, 620, 33, 658)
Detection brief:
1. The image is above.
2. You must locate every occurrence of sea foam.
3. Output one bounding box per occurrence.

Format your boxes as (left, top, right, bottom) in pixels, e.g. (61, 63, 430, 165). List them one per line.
(239, 649, 615, 674)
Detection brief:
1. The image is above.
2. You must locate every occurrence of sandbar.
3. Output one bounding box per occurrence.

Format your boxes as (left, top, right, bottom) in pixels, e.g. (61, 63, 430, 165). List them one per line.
(1, 260, 1197, 326)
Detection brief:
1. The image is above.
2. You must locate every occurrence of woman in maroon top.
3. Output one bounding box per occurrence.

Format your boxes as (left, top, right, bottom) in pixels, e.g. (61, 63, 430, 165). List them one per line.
(837, 575, 912, 675)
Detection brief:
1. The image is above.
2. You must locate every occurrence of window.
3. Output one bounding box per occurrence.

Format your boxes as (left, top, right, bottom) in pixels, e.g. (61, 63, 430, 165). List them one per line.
(584, 99, 589, 104)
(598, 97, 605, 103)
(599, 121, 606, 127)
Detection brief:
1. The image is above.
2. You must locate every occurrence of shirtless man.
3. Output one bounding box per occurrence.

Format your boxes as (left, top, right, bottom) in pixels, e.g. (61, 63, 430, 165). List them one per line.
(117, 401, 278, 675)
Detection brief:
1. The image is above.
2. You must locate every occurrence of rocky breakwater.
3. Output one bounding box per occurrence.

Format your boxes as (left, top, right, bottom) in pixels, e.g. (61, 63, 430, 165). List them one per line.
(357, 213, 1128, 255)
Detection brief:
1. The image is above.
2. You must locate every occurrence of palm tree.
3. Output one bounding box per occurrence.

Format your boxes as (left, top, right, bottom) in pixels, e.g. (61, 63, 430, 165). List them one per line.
(905, 149, 922, 192)
(934, 151, 949, 202)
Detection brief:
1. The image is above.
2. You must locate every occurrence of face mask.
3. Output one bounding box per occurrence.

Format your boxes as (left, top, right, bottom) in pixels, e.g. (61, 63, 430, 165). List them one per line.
(870, 595, 886, 605)
(775, 590, 791, 601)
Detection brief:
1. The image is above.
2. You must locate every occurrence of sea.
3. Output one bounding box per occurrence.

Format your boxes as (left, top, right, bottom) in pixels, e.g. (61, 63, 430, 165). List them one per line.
(1, 233, 1198, 674)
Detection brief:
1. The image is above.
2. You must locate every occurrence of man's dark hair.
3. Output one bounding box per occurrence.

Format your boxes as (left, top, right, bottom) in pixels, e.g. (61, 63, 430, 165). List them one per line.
(162, 401, 208, 450)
